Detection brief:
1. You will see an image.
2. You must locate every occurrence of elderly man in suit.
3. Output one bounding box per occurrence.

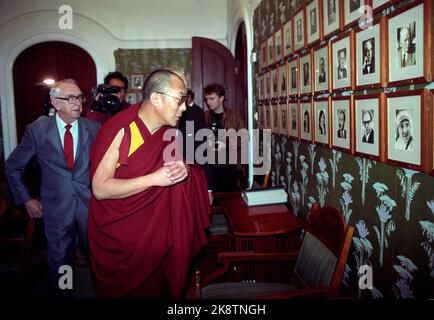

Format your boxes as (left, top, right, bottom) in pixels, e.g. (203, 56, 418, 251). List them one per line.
(397, 26, 416, 68)
(5, 78, 100, 297)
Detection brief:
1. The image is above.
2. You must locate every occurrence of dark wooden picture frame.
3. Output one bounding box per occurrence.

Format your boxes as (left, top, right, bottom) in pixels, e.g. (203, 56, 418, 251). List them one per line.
(288, 58, 299, 97)
(306, 0, 322, 46)
(294, 8, 306, 52)
(331, 31, 355, 92)
(353, 93, 384, 161)
(314, 97, 331, 147)
(331, 95, 353, 153)
(267, 35, 275, 67)
(289, 100, 300, 139)
(278, 63, 287, 98)
(299, 50, 313, 96)
(355, 16, 387, 90)
(387, 0, 433, 86)
(300, 100, 313, 143)
(385, 89, 429, 171)
(313, 42, 331, 94)
(283, 19, 293, 58)
(322, 0, 342, 39)
(279, 102, 288, 136)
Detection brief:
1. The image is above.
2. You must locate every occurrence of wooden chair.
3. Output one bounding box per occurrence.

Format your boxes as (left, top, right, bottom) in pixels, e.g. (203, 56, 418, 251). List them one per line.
(192, 203, 354, 299)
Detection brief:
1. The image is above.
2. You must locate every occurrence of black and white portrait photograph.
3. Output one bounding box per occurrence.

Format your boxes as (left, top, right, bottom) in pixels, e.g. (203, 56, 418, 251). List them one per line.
(323, 0, 340, 37)
(314, 45, 329, 93)
(315, 99, 330, 146)
(355, 96, 381, 158)
(306, 0, 320, 45)
(301, 102, 312, 142)
(267, 36, 275, 66)
(273, 105, 279, 133)
(271, 68, 278, 98)
(260, 41, 267, 70)
(356, 21, 381, 88)
(279, 64, 287, 97)
(344, 0, 365, 27)
(265, 104, 270, 129)
(300, 53, 312, 95)
(337, 48, 348, 80)
(332, 98, 351, 150)
(388, 2, 425, 84)
(387, 93, 425, 167)
(125, 92, 138, 105)
(283, 19, 292, 57)
(130, 74, 144, 90)
(264, 71, 271, 100)
(275, 29, 282, 62)
(280, 103, 288, 134)
(289, 102, 299, 138)
(258, 75, 264, 101)
(289, 58, 299, 96)
(332, 35, 352, 91)
(294, 10, 305, 51)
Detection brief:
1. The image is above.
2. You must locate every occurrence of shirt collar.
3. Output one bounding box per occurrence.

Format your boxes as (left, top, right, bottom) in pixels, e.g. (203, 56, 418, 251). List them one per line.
(56, 114, 77, 129)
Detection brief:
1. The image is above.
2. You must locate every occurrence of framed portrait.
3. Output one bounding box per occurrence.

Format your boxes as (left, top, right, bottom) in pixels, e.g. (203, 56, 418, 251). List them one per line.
(267, 35, 275, 66)
(283, 19, 293, 58)
(264, 71, 271, 101)
(125, 92, 139, 105)
(372, 0, 393, 14)
(278, 64, 287, 98)
(299, 52, 312, 96)
(258, 74, 264, 101)
(265, 103, 272, 129)
(331, 33, 355, 91)
(387, 0, 432, 86)
(300, 101, 313, 142)
(289, 101, 300, 139)
(385, 90, 428, 171)
(288, 58, 299, 97)
(322, 0, 341, 38)
(130, 74, 144, 90)
(314, 98, 331, 147)
(306, 0, 321, 46)
(355, 18, 385, 89)
(279, 103, 288, 135)
(258, 103, 265, 129)
(343, 0, 367, 28)
(260, 41, 268, 70)
(271, 68, 279, 99)
(272, 104, 280, 134)
(294, 9, 305, 52)
(275, 29, 283, 62)
(313, 43, 330, 94)
(332, 96, 352, 152)
(354, 94, 384, 160)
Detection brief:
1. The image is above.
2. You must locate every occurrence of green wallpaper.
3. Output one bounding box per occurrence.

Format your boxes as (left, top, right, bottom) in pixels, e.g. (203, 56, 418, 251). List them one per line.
(114, 48, 192, 90)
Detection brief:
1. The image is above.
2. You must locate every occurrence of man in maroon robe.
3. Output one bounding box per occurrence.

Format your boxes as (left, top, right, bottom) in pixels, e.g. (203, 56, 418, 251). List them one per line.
(88, 69, 211, 299)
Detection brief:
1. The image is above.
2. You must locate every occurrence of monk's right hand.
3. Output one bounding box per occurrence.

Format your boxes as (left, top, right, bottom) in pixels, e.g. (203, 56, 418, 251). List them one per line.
(151, 166, 178, 187)
(24, 199, 43, 218)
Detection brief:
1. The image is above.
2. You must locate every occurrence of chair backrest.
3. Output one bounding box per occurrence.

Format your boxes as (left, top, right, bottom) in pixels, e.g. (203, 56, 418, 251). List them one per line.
(294, 203, 354, 297)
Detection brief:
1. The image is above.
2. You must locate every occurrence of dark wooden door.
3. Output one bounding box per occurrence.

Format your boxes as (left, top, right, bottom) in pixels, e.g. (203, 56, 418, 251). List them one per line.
(13, 41, 96, 142)
(192, 37, 245, 122)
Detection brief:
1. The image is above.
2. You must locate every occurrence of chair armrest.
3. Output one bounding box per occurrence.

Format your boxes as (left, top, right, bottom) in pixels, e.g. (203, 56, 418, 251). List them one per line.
(252, 287, 330, 299)
(218, 251, 299, 263)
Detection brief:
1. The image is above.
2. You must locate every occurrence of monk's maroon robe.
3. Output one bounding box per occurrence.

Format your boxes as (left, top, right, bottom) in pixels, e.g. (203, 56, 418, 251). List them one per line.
(88, 103, 210, 298)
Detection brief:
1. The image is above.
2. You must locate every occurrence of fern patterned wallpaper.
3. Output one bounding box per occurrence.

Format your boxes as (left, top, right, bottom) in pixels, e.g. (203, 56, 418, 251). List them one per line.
(114, 48, 192, 88)
(254, 0, 433, 298)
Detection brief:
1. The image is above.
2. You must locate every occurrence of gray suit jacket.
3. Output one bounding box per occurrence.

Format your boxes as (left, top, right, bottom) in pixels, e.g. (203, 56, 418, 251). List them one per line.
(5, 116, 100, 228)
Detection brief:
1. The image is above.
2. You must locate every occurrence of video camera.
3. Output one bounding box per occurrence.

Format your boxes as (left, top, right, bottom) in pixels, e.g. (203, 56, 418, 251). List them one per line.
(89, 84, 122, 113)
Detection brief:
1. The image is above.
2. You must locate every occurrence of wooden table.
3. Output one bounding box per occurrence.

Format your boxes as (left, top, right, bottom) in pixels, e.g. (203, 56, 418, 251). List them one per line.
(220, 196, 305, 281)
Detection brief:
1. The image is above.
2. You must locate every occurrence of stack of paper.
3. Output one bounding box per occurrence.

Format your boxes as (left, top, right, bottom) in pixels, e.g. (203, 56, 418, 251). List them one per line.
(241, 187, 288, 207)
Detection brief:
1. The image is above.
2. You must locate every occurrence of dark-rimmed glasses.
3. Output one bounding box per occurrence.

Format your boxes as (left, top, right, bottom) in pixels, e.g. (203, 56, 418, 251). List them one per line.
(156, 92, 186, 106)
(55, 95, 86, 104)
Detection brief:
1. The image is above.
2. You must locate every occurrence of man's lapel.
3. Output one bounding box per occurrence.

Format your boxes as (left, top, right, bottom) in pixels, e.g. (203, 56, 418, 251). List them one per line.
(46, 116, 64, 157)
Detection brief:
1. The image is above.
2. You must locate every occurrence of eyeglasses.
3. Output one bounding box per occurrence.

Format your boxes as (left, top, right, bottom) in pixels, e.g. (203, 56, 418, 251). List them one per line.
(156, 92, 186, 106)
(55, 95, 86, 104)
(362, 120, 372, 125)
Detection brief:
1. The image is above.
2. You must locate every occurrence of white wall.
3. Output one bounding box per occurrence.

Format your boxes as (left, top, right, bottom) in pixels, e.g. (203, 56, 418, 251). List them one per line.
(0, 0, 228, 158)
